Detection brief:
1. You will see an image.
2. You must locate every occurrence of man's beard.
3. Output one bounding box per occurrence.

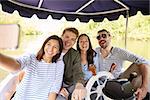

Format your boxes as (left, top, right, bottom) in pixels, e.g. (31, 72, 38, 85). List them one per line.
(100, 43, 107, 49)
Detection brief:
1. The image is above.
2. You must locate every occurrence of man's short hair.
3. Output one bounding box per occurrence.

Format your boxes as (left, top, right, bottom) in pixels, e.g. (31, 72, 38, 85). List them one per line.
(98, 29, 111, 36)
(62, 27, 79, 38)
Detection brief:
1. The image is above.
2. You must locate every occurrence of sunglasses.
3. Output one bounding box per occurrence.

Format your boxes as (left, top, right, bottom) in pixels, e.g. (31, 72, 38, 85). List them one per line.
(96, 34, 107, 40)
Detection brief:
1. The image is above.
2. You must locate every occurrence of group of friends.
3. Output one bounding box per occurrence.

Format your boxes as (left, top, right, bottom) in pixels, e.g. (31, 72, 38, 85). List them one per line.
(0, 27, 149, 100)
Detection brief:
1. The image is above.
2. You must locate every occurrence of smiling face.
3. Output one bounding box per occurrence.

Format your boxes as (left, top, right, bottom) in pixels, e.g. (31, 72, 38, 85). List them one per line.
(61, 31, 77, 52)
(97, 31, 111, 49)
(79, 35, 89, 52)
(44, 39, 59, 59)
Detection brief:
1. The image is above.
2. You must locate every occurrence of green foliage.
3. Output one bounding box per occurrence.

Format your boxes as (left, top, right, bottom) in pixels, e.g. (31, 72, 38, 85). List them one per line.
(84, 12, 150, 40)
(0, 11, 22, 24)
(25, 29, 43, 35)
(0, 10, 150, 52)
(0, 10, 150, 81)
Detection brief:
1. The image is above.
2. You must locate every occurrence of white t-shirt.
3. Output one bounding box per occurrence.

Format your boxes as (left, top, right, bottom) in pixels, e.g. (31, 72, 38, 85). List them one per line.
(95, 47, 149, 78)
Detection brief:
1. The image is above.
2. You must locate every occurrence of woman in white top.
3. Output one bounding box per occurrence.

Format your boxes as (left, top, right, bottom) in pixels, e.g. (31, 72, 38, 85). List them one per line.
(0, 35, 64, 100)
(76, 34, 98, 82)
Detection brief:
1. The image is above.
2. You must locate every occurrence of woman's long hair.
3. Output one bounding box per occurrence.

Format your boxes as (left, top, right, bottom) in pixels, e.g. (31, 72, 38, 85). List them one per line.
(36, 35, 63, 63)
(77, 34, 96, 66)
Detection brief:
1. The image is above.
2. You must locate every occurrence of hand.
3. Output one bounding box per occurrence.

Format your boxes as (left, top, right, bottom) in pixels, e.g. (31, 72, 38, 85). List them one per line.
(59, 88, 69, 99)
(88, 64, 96, 76)
(135, 86, 147, 100)
(71, 83, 86, 100)
(109, 63, 117, 73)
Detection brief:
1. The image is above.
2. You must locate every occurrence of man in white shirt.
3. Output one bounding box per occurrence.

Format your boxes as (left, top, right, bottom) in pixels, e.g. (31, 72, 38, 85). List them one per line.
(95, 29, 150, 100)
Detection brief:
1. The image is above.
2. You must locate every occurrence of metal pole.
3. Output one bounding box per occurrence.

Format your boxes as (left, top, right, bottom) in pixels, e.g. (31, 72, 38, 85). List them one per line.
(125, 10, 129, 49)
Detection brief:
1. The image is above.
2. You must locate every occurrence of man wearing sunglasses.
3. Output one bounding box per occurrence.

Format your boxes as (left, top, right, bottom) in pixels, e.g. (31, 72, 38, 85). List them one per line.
(95, 29, 150, 100)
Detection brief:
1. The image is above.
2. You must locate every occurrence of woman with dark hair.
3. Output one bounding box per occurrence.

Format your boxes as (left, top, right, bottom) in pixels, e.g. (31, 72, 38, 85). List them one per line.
(0, 35, 64, 100)
(77, 34, 98, 81)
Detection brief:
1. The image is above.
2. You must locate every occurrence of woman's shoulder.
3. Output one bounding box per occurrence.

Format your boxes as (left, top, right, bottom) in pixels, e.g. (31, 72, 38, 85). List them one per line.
(17, 53, 36, 60)
(20, 53, 35, 57)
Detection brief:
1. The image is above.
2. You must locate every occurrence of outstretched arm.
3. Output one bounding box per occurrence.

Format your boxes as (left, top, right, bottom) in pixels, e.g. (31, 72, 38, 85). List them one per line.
(0, 53, 20, 72)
